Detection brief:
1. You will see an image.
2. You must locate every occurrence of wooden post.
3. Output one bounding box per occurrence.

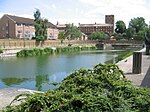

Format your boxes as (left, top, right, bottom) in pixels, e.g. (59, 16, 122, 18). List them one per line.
(132, 51, 142, 74)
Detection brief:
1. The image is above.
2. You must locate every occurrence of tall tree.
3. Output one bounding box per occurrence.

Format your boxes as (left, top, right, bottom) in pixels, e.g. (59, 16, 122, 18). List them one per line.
(64, 24, 82, 40)
(34, 9, 48, 41)
(58, 31, 65, 44)
(126, 28, 135, 39)
(115, 20, 126, 34)
(129, 17, 147, 33)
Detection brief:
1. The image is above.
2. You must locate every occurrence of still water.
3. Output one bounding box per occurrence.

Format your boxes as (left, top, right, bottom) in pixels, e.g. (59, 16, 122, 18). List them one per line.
(0, 50, 123, 91)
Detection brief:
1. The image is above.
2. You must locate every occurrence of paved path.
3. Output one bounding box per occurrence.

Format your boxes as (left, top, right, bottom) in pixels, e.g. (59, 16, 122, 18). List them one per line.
(117, 48, 150, 87)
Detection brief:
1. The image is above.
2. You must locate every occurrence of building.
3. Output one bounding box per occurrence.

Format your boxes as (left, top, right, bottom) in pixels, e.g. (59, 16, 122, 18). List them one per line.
(79, 15, 114, 36)
(56, 22, 66, 32)
(0, 14, 59, 39)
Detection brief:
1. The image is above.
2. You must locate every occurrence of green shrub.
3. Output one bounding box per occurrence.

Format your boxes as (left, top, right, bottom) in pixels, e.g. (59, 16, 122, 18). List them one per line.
(36, 36, 45, 41)
(17, 46, 96, 57)
(3, 64, 150, 112)
(0, 49, 3, 54)
(115, 51, 133, 63)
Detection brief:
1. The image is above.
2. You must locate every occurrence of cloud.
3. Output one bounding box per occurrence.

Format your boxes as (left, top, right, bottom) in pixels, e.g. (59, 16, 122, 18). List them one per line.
(1, 0, 150, 27)
(79, 0, 150, 26)
(52, 4, 56, 9)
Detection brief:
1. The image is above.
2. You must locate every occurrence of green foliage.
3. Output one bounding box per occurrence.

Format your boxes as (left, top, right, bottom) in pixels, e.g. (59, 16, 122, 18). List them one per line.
(129, 17, 147, 33)
(115, 51, 133, 63)
(3, 64, 150, 112)
(34, 9, 48, 41)
(145, 27, 150, 45)
(35, 36, 45, 41)
(115, 20, 126, 34)
(90, 31, 106, 40)
(134, 30, 145, 41)
(16, 48, 53, 57)
(58, 31, 66, 43)
(55, 47, 81, 53)
(58, 32, 65, 40)
(0, 49, 3, 54)
(80, 46, 96, 50)
(65, 24, 82, 40)
(17, 46, 96, 57)
(126, 28, 135, 39)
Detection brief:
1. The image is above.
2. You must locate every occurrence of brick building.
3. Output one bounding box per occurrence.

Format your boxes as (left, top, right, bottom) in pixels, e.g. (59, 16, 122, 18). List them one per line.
(56, 23, 66, 32)
(0, 14, 59, 39)
(79, 15, 114, 36)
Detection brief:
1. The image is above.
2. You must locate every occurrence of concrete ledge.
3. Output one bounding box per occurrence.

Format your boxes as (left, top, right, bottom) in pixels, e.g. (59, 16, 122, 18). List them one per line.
(0, 88, 42, 110)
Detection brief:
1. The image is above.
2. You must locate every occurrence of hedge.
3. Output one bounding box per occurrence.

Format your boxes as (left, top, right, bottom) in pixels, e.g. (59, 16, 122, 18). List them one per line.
(17, 46, 96, 57)
(3, 64, 150, 112)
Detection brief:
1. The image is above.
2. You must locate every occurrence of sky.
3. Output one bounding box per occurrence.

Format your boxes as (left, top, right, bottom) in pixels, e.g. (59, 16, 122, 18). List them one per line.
(0, 0, 150, 27)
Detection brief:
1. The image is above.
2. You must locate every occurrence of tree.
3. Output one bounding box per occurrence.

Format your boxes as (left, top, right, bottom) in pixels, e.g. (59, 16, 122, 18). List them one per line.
(129, 17, 147, 33)
(58, 31, 65, 44)
(126, 28, 135, 39)
(115, 20, 126, 34)
(64, 24, 82, 40)
(34, 9, 48, 41)
(134, 30, 145, 40)
(90, 31, 106, 41)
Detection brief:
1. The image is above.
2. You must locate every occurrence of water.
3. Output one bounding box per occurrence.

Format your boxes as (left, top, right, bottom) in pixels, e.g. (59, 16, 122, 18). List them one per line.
(0, 50, 123, 91)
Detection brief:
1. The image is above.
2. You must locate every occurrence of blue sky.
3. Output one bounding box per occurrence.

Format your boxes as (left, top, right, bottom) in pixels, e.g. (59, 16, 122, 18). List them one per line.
(1, 0, 150, 26)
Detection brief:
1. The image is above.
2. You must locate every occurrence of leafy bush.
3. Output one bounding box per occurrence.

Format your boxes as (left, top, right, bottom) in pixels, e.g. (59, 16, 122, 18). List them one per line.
(3, 64, 150, 112)
(35, 36, 45, 41)
(0, 49, 3, 54)
(17, 46, 96, 57)
(115, 51, 133, 63)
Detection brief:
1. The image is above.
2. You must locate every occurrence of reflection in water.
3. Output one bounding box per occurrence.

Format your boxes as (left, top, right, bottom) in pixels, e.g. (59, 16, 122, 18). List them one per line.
(35, 74, 49, 91)
(0, 50, 126, 91)
(1, 77, 29, 86)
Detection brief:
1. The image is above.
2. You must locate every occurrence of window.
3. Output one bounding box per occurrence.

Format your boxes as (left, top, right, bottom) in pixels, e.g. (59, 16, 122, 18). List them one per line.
(25, 31, 30, 38)
(17, 30, 22, 38)
(32, 32, 35, 37)
(18, 30, 22, 34)
(6, 23, 8, 26)
(17, 23, 22, 26)
(49, 33, 54, 39)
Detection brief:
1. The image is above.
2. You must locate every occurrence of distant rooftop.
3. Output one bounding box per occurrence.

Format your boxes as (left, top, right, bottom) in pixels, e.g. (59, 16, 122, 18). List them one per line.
(3, 14, 56, 28)
(79, 23, 113, 27)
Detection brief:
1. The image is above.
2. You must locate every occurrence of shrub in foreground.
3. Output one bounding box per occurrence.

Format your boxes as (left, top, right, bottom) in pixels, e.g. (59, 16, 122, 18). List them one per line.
(0, 49, 3, 54)
(2, 64, 150, 112)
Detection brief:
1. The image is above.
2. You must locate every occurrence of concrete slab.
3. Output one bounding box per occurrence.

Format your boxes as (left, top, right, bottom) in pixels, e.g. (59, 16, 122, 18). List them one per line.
(0, 88, 42, 110)
(117, 48, 150, 87)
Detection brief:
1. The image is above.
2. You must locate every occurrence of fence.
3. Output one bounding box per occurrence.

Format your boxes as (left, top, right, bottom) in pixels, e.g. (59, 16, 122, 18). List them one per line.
(0, 40, 98, 48)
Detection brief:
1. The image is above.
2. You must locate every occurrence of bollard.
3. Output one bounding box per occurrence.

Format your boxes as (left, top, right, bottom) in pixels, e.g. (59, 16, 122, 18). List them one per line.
(132, 51, 142, 74)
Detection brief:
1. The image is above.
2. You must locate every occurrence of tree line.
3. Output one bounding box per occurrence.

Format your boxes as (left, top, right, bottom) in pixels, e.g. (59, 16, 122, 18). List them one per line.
(114, 17, 150, 41)
(33, 9, 150, 42)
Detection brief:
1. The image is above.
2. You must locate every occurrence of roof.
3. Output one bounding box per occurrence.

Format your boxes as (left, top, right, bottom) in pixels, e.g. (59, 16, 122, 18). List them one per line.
(56, 24, 66, 28)
(79, 23, 113, 27)
(4, 14, 56, 28)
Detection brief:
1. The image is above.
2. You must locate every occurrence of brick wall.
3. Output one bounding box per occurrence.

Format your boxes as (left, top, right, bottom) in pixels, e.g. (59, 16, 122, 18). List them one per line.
(0, 40, 98, 48)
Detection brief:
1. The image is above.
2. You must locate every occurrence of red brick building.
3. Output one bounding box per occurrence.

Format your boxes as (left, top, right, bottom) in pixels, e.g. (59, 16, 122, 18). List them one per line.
(79, 15, 114, 36)
(0, 14, 59, 39)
